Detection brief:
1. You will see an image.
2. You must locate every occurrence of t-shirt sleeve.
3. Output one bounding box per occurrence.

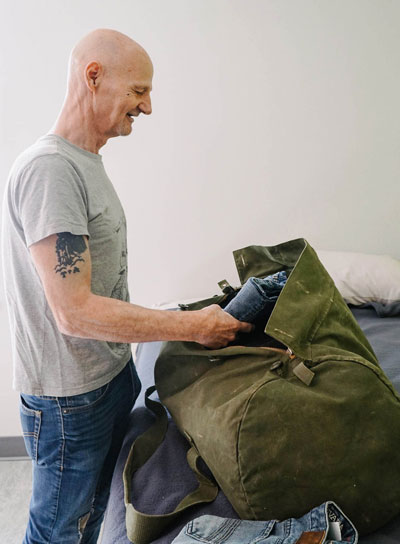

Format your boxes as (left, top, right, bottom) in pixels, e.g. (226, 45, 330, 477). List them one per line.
(15, 154, 90, 247)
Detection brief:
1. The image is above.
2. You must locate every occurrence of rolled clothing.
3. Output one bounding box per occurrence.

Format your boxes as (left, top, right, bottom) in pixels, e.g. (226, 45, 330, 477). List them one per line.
(224, 271, 287, 323)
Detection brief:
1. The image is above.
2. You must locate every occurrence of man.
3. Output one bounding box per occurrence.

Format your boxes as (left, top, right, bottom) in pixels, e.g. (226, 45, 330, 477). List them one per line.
(1, 29, 251, 544)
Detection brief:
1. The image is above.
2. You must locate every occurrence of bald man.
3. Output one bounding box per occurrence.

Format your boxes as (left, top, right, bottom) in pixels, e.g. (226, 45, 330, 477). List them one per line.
(2, 29, 251, 544)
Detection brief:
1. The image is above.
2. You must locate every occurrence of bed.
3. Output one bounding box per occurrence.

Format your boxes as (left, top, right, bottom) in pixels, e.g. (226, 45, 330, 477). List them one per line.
(101, 249, 400, 544)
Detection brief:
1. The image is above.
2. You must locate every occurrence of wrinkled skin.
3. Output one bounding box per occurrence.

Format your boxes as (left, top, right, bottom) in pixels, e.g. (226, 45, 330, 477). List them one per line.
(51, 28, 153, 153)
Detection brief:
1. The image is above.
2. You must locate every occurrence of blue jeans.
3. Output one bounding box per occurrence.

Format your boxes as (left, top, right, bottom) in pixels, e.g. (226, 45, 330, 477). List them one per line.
(171, 501, 358, 544)
(20, 357, 141, 544)
(224, 272, 287, 323)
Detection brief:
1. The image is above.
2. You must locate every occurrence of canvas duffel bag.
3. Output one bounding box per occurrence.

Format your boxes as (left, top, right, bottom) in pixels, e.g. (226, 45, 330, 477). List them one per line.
(124, 238, 400, 543)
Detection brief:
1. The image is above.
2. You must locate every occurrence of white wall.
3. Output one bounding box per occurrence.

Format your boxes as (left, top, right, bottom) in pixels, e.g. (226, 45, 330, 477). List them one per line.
(1, 0, 399, 436)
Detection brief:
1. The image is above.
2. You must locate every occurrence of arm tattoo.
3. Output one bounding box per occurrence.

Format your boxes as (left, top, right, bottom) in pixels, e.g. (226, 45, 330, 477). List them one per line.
(54, 233, 86, 278)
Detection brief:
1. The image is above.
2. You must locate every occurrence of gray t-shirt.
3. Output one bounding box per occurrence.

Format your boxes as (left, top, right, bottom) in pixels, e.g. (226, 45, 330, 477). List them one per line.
(1, 134, 132, 396)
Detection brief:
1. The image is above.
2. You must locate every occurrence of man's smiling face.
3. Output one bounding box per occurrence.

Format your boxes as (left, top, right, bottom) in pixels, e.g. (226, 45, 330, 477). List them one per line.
(89, 50, 153, 139)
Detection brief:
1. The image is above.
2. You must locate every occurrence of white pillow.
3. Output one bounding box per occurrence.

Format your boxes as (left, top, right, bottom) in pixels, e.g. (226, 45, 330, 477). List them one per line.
(153, 250, 400, 309)
(316, 250, 400, 305)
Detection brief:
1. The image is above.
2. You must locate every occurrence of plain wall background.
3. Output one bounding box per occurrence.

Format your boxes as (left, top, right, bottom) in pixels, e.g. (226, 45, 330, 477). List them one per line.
(1, 0, 399, 436)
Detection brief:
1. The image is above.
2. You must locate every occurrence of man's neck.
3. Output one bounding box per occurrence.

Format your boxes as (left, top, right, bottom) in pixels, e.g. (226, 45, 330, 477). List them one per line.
(50, 100, 107, 154)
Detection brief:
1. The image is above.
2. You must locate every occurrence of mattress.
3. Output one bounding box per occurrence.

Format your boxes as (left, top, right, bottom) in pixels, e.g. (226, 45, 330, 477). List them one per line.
(102, 305, 400, 544)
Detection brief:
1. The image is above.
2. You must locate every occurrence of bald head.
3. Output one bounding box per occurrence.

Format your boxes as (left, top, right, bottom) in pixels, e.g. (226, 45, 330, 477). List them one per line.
(68, 28, 152, 86)
(55, 29, 153, 152)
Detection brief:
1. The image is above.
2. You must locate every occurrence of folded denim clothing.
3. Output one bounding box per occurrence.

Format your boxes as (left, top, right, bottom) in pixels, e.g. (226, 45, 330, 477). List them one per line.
(223, 271, 287, 323)
(171, 500, 358, 544)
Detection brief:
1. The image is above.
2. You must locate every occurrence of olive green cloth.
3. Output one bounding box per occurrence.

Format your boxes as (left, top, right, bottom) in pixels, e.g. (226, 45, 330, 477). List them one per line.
(124, 238, 400, 543)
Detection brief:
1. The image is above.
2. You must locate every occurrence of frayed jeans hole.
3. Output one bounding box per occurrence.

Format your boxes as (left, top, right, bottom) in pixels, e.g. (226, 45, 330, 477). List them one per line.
(78, 511, 91, 541)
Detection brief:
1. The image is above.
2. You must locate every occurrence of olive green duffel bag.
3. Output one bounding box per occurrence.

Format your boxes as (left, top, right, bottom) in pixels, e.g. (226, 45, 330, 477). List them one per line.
(124, 238, 400, 543)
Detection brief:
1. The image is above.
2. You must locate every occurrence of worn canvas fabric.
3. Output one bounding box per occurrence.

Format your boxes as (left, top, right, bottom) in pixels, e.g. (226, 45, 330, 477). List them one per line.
(125, 238, 400, 542)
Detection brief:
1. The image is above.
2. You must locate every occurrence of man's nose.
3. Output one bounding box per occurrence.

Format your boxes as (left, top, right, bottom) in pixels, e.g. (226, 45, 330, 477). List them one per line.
(139, 96, 152, 115)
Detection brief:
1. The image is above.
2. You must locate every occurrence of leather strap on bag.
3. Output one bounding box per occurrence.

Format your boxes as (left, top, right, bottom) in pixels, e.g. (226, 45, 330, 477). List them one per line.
(123, 386, 218, 544)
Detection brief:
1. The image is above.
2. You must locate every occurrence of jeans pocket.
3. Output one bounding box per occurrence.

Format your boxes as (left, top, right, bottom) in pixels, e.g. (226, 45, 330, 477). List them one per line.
(185, 517, 276, 544)
(62, 382, 110, 413)
(20, 395, 42, 463)
(185, 517, 240, 543)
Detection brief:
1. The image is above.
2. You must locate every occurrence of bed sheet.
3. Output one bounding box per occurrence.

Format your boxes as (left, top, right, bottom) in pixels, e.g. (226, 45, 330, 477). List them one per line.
(102, 307, 400, 544)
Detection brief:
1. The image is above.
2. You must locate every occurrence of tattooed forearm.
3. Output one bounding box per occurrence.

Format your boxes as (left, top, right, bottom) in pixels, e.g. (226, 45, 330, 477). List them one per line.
(54, 233, 86, 278)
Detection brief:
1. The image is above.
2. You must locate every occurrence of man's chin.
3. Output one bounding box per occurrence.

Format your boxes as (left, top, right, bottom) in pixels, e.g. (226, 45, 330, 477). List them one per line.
(120, 124, 133, 137)
(105, 122, 133, 139)
(110, 127, 132, 138)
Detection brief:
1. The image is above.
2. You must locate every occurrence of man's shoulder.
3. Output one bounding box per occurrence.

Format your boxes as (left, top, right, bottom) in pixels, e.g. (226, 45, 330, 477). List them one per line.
(9, 135, 83, 187)
(13, 135, 69, 171)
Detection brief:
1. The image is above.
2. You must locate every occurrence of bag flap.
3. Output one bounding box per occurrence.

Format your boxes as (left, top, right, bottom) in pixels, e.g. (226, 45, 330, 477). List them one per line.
(233, 238, 378, 365)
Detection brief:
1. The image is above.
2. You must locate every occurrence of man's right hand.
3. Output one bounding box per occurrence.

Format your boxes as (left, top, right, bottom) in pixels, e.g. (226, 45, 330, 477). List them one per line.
(193, 304, 253, 349)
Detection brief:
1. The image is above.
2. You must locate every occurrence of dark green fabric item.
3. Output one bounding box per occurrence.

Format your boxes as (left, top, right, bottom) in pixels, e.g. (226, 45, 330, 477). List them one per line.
(124, 238, 400, 541)
(123, 387, 218, 544)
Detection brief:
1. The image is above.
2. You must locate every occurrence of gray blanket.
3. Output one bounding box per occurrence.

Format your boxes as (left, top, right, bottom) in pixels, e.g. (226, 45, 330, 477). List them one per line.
(102, 306, 400, 544)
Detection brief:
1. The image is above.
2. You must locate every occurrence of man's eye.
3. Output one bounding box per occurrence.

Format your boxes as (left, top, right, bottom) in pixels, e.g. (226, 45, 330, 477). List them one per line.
(135, 90, 145, 95)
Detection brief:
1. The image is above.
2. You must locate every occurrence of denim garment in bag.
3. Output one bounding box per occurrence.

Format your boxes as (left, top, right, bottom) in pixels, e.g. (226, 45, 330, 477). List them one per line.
(172, 501, 358, 544)
(19, 357, 141, 544)
(223, 271, 287, 323)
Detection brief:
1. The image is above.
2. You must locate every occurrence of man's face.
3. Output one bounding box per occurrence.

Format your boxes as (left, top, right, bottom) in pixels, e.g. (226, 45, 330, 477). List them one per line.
(93, 53, 153, 139)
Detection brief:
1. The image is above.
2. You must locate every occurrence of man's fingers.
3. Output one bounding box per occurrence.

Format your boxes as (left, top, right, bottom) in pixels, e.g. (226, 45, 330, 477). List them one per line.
(195, 306, 255, 348)
(238, 321, 254, 333)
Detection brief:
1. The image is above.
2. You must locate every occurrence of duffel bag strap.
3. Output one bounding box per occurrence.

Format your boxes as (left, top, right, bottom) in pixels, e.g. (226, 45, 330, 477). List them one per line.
(123, 386, 218, 544)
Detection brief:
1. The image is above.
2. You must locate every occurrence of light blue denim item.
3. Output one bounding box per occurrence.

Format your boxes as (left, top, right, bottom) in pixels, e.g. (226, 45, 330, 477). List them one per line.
(172, 501, 358, 544)
(224, 271, 287, 323)
(19, 357, 141, 544)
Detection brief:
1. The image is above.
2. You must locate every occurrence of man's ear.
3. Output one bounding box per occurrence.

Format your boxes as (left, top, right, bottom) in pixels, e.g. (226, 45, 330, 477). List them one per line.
(85, 61, 103, 91)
